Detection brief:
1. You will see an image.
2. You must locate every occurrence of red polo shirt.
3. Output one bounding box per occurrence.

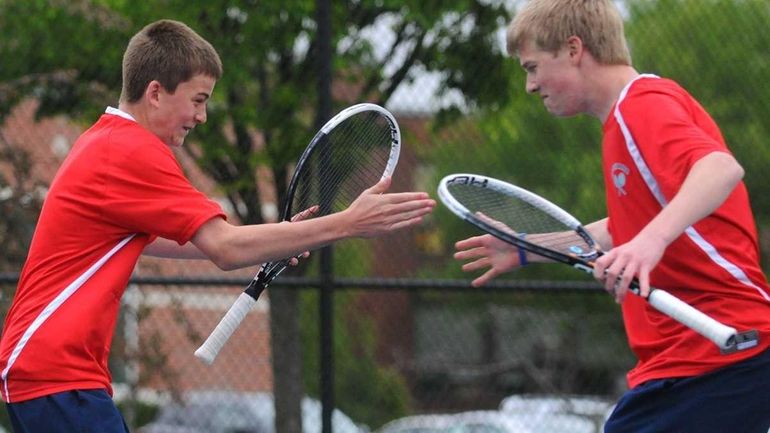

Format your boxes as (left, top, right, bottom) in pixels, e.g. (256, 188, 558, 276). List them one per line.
(603, 76, 770, 388)
(0, 111, 224, 402)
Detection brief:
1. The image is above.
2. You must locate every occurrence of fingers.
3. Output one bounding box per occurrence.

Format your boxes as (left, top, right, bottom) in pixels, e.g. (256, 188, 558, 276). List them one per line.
(595, 253, 627, 302)
(366, 189, 436, 218)
(395, 199, 437, 215)
(288, 251, 311, 267)
(380, 198, 437, 231)
(360, 177, 431, 203)
(387, 216, 422, 231)
(291, 205, 320, 222)
(610, 263, 637, 303)
(454, 242, 496, 281)
(387, 215, 430, 231)
(454, 244, 488, 262)
(379, 191, 434, 203)
(364, 177, 434, 203)
(594, 252, 649, 303)
(386, 201, 437, 230)
(472, 268, 501, 288)
(637, 268, 651, 298)
(455, 235, 488, 252)
(366, 176, 392, 195)
(461, 256, 491, 273)
(592, 253, 609, 281)
(452, 234, 521, 287)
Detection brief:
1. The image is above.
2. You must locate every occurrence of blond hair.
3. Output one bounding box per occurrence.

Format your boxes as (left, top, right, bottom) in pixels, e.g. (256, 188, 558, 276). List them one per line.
(120, 19, 222, 103)
(506, 0, 631, 65)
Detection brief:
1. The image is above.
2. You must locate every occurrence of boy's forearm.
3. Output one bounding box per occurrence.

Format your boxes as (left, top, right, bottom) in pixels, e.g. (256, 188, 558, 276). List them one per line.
(586, 218, 612, 251)
(191, 212, 351, 270)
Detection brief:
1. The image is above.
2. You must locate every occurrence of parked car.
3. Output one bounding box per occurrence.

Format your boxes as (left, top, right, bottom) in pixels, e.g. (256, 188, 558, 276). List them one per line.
(374, 413, 455, 433)
(509, 412, 595, 433)
(138, 390, 364, 433)
(498, 394, 613, 433)
(376, 410, 537, 433)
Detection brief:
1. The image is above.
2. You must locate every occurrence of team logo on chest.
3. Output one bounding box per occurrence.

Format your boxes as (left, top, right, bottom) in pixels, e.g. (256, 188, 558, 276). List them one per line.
(611, 163, 630, 196)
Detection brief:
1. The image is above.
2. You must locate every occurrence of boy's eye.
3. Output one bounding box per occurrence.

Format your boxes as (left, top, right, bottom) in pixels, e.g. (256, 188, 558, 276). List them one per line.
(521, 62, 536, 74)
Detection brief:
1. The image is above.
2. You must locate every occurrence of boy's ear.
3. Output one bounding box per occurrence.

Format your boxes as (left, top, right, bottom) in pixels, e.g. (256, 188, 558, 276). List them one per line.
(145, 80, 162, 107)
(566, 35, 584, 61)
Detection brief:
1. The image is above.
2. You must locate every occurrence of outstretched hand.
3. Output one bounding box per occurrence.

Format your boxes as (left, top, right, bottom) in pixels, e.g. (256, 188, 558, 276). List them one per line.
(344, 177, 436, 238)
(454, 234, 521, 287)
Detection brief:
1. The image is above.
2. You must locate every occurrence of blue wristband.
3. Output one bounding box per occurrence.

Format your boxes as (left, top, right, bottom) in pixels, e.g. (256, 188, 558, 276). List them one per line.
(517, 233, 528, 266)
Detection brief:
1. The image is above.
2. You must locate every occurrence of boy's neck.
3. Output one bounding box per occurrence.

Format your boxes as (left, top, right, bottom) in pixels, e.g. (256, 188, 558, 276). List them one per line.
(116, 102, 150, 130)
(587, 64, 639, 122)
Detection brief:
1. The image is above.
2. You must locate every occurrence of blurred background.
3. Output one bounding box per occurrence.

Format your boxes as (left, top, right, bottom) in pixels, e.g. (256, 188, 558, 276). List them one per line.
(0, 1, 768, 432)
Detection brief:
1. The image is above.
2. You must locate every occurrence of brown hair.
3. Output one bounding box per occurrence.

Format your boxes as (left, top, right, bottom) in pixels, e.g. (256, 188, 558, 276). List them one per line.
(120, 19, 223, 103)
(506, 0, 631, 65)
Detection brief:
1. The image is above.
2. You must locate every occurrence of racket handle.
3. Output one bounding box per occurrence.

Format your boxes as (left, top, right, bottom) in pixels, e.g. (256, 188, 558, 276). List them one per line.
(648, 288, 738, 350)
(194, 292, 257, 364)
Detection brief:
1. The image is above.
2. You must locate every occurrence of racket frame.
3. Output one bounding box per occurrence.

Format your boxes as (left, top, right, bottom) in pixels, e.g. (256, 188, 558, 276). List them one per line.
(438, 174, 600, 267)
(438, 173, 759, 354)
(195, 103, 401, 364)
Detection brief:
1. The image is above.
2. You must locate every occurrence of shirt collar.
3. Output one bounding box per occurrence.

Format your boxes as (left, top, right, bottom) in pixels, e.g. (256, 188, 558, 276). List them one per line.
(105, 106, 136, 122)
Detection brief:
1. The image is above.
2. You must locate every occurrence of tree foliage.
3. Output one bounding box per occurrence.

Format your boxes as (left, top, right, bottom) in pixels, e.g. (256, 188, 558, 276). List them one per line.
(1, 0, 512, 224)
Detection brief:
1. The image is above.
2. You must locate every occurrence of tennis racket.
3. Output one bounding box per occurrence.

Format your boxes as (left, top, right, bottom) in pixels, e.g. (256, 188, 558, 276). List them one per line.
(195, 103, 401, 364)
(438, 173, 759, 354)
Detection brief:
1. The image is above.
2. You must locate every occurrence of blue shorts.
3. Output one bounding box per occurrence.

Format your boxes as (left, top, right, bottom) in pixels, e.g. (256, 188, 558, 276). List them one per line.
(5, 389, 130, 433)
(605, 348, 770, 433)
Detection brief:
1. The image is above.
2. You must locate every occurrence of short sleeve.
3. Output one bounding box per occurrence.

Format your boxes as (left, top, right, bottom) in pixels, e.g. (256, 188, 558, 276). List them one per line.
(101, 133, 226, 244)
(617, 83, 729, 201)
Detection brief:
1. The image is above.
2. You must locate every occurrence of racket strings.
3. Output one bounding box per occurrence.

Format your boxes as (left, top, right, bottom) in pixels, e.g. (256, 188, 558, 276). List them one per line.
(291, 111, 395, 217)
(447, 183, 594, 257)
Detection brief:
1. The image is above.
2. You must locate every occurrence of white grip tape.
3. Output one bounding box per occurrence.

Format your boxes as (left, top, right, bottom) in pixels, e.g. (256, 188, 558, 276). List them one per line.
(194, 293, 257, 364)
(648, 289, 736, 349)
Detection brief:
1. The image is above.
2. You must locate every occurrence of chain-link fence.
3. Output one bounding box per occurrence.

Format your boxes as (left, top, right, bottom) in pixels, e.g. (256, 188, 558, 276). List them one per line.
(1, 1, 769, 432)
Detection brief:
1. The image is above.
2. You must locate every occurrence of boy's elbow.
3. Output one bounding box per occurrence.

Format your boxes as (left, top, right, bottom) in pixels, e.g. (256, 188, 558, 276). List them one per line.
(204, 246, 241, 271)
(191, 219, 243, 271)
(210, 256, 238, 271)
(733, 160, 745, 182)
(708, 151, 744, 186)
(725, 155, 745, 185)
